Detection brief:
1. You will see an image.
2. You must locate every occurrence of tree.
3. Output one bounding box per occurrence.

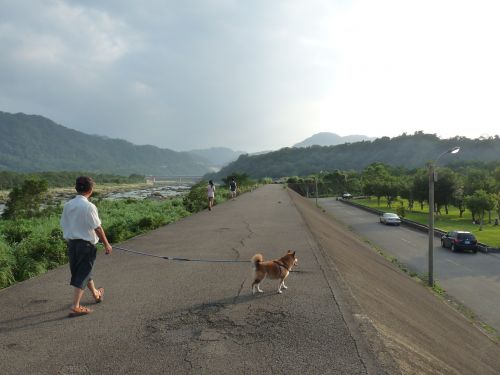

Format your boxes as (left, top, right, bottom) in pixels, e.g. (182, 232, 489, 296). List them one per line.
(411, 169, 428, 211)
(434, 168, 458, 214)
(494, 166, 500, 192)
(398, 176, 414, 210)
(2, 179, 48, 220)
(464, 168, 496, 196)
(323, 170, 348, 196)
(495, 192, 500, 221)
(452, 184, 467, 218)
(362, 163, 392, 206)
(464, 190, 495, 230)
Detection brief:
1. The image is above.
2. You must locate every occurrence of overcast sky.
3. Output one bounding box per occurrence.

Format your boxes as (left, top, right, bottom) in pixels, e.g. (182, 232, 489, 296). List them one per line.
(1, 1, 499, 152)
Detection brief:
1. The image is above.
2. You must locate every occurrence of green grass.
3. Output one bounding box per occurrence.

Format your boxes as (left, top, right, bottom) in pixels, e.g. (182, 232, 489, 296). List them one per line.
(353, 197, 500, 248)
(0, 197, 190, 289)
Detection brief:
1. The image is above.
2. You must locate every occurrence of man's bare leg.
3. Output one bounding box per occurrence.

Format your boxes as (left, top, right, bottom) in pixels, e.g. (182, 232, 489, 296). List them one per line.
(87, 279, 101, 300)
(72, 287, 85, 309)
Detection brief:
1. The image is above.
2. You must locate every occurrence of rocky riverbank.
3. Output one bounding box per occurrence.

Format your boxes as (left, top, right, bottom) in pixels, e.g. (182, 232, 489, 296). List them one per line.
(0, 182, 193, 216)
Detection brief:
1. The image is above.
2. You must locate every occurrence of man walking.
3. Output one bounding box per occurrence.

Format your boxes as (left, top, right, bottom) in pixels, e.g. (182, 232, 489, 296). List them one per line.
(61, 176, 112, 317)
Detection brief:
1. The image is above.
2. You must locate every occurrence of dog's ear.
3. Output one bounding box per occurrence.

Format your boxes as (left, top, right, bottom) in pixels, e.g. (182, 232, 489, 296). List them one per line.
(292, 251, 296, 256)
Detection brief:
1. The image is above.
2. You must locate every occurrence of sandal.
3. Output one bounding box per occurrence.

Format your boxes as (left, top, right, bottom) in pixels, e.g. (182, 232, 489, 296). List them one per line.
(69, 305, 93, 317)
(94, 288, 104, 303)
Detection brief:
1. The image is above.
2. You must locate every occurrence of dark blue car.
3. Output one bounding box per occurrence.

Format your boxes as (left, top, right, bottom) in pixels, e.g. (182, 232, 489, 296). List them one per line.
(441, 231, 478, 253)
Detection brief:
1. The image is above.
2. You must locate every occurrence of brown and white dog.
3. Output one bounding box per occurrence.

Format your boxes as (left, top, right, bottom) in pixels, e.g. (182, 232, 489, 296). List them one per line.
(251, 250, 298, 294)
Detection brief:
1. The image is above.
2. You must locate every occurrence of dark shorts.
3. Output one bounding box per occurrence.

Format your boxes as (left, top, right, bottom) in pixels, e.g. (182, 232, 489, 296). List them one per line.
(68, 239, 97, 289)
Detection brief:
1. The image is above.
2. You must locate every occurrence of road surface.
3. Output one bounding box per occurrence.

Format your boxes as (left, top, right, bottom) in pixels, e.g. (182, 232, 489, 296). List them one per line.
(318, 197, 500, 332)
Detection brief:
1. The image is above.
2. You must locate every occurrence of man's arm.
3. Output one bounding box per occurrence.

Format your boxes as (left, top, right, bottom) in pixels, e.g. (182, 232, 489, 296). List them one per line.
(95, 226, 112, 254)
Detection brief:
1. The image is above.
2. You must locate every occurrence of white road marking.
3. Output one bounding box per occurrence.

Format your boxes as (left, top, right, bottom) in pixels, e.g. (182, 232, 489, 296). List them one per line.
(400, 238, 417, 247)
(444, 258, 473, 271)
(445, 259, 460, 266)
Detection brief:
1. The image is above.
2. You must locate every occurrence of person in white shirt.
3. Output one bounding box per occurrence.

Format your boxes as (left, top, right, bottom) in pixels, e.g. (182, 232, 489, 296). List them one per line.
(61, 176, 112, 317)
(207, 180, 216, 211)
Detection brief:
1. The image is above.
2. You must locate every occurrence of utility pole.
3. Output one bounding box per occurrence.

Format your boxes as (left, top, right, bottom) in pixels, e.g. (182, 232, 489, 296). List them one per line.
(427, 146, 460, 287)
(428, 162, 435, 287)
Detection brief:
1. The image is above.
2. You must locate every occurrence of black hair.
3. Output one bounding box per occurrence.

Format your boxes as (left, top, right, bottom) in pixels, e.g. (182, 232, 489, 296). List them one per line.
(75, 176, 94, 193)
(209, 180, 214, 187)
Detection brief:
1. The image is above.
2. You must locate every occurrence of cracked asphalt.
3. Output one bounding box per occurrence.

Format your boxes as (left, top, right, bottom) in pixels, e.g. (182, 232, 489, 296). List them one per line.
(0, 185, 379, 375)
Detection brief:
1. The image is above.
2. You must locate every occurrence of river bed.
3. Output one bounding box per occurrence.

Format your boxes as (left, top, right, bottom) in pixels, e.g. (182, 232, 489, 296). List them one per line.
(0, 184, 192, 216)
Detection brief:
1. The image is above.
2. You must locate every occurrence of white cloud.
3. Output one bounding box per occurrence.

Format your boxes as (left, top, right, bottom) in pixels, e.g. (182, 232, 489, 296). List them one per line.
(131, 81, 153, 96)
(2, 1, 133, 69)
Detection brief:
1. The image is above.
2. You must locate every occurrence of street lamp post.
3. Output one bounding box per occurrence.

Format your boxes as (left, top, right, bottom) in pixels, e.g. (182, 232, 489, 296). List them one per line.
(428, 146, 460, 286)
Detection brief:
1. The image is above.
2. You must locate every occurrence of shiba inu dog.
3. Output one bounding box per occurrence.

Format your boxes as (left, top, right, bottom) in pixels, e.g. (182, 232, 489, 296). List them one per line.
(251, 250, 298, 294)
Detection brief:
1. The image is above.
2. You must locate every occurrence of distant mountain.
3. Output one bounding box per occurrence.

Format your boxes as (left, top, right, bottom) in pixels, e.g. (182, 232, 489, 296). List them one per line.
(207, 132, 500, 180)
(188, 147, 245, 169)
(0, 111, 211, 175)
(293, 132, 374, 147)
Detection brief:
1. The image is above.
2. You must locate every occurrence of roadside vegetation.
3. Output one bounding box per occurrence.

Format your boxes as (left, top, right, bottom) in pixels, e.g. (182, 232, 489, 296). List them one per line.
(287, 160, 500, 247)
(0, 172, 263, 289)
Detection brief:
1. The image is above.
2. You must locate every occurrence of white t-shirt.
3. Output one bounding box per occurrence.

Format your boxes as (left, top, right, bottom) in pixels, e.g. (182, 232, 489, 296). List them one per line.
(207, 184, 215, 198)
(60, 195, 102, 244)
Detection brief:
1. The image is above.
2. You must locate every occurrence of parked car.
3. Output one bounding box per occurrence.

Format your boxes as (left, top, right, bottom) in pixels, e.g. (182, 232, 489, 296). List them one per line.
(441, 231, 478, 253)
(379, 213, 401, 226)
(342, 193, 352, 199)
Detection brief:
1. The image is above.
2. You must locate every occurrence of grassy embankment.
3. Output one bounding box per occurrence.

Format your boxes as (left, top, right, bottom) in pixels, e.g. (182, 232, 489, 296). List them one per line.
(0, 181, 258, 289)
(353, 197, 500, 247)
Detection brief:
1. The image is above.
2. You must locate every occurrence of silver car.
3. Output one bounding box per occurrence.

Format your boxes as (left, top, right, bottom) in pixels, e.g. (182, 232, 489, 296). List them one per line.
(380, 213, 401, 226)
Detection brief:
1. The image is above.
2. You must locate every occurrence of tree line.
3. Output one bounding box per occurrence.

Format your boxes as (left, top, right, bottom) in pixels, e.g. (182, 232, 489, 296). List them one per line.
(208, 132, 500, 180)
(288, 161, 500, 225)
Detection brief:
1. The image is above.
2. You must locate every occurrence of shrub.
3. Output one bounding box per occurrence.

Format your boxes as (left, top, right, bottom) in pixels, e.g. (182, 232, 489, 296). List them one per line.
(106, 220, 133, 243)
(15, 230, 67, 271)
(2, 178, 48, 219)
(183, 181, 209, 213)
(13, 254, 47, 282)
(0, 240, 15, 289)
(2, 221, 33, 244)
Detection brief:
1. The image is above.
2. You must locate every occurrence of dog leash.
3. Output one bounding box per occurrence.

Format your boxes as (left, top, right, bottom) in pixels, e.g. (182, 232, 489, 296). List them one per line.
(113, 245, 251, 263)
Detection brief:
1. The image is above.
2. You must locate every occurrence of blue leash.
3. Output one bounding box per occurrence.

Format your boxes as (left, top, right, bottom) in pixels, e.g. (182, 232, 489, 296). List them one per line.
(113, 246, 251, 263)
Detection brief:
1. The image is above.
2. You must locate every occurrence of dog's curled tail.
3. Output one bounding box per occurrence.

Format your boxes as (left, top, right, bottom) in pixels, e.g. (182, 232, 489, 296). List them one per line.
(251, 253, 263, 266)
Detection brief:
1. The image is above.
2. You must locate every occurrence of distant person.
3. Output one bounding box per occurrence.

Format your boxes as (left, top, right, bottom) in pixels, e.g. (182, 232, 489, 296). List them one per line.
(207, 180, 216, 211)
(229, 178, 237, 200)
(60, 176, 112, 317)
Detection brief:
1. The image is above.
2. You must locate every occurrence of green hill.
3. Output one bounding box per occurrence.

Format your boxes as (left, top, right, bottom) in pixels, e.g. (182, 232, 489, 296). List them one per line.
(0, 111, 210, 175)
(209, 132, 500, 180)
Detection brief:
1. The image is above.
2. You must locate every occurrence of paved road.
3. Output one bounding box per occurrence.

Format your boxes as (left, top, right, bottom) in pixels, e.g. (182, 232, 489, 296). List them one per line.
(0, 185, 377, 375)
(318, 198, 500, 332)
